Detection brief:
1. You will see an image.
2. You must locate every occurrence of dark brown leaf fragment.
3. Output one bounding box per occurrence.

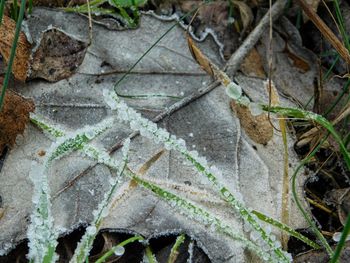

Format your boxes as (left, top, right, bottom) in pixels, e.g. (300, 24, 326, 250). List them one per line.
(29, 28, 88, 82)
(230, 100, 273, 145)
(0, 87, 35, 153)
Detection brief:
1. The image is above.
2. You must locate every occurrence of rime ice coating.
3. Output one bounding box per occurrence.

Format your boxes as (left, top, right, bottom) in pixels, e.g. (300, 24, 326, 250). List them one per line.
(69, 140, 130, 263)
(103, 89, 292, 262)
(27, 161, 58, 263)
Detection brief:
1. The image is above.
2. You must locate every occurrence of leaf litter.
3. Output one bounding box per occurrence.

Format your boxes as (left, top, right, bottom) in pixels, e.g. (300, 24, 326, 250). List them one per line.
(0, 1, 348, 262)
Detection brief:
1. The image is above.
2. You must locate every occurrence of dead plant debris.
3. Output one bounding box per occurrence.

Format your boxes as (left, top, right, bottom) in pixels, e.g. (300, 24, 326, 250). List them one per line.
(0, 87, 35, 154)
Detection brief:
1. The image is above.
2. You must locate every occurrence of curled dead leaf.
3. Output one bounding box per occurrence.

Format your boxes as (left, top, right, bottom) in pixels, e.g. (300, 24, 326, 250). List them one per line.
(187, 36, 214, 76)
(232, 0, 254, 34)
(230, 100, 273, 145)
(0, 15, 31, 81)
(29, 28, 88, 82)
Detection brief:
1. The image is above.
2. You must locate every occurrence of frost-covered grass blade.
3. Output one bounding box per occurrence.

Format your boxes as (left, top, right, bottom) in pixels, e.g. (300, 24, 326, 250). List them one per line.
(103, 89, 291, 262)
(69, 141, 129, 263)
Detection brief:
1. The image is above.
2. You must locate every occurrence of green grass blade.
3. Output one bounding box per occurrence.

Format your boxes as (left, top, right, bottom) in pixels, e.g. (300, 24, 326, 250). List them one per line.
(167, 234, 185, 263)
(145, 246, 158, 263)
(292, 136, 333, 256)
(0, 0, 26, 110)
(0, 0, 5, 23)
(95, 235, 144, 263)
(252, 210, 321, 249)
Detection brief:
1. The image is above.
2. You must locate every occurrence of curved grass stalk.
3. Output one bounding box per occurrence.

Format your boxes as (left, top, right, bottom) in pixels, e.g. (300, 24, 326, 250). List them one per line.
(288, 135, 334, 257)
(330, 214, 350, 263)
(95, 235, 144, 263)
(264, 106, 350, 170)
(30, 114, 321, 251)
(31, 116, 281, 261)
(0, 0, 26, 110)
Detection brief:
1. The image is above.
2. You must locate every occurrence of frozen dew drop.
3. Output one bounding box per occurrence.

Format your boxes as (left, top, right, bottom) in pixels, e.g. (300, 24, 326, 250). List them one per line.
(262, 253, 269, 261)
(86, 225, 97, 236)
(243, 221, 252, 232)
(238, 95, 250, 106)
(226, 82, 242, 100)
(274, 240, 281, 248)
(249, 103, 263, 116)
(113, 245, 125, 256)
(85, 130, 95, 139)
(249, 230, 260, 241)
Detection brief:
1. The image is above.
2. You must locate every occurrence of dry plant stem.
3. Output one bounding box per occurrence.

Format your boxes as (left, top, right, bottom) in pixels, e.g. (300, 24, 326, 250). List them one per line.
(86, 0, 93, 45)
(295, 0, 350, 65)
(298, 102, 350, 146)
(224, 0, 287, 75)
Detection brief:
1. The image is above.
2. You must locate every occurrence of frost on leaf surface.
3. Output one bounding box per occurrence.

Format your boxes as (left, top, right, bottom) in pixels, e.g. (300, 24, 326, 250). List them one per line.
(0, 9, 306, 262)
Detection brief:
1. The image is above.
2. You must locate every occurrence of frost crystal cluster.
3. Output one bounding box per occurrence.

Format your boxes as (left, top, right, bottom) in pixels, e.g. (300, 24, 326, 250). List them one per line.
(27, 161, 58, 263)
(103, 89, 292, 262)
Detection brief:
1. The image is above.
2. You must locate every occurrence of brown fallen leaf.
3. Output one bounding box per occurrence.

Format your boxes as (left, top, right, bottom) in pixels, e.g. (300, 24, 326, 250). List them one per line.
(0, 15, 31, 81)
(283, 43, 310, 73)
(240, 48, 266, 78)
(230, 101, 273, 145)
(188, 35, 273, 144)
(0, 80, 35, 153)
(29, 28, 88, 82)
(187, 36, 214, 77)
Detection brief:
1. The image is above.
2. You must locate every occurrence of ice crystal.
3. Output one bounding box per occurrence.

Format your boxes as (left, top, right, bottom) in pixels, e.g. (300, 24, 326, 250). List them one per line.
(113, 246, 125, 256)
(70, 141, 129, 263)
(27, 161, 58, 263)
(226, 82, 242, 100)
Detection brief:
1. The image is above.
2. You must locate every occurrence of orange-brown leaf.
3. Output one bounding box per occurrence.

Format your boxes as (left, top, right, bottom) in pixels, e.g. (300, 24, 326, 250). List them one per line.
(0, 15, 31, 81)
(0, 80, 35, 153)
(187, 36, 214, 76)
(230, 101, 273, 145)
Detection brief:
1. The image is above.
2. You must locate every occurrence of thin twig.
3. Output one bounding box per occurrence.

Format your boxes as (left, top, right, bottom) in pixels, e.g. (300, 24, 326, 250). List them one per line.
(86, 0, 93, 45)
(109, 80, 220, 153)
(224, 0, 287, 76)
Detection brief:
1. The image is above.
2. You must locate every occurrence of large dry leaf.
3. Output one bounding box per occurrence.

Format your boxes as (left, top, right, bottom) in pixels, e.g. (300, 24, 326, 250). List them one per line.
(0, 10, 308, 261)
(29, 28, 88, 82)
(0, 15, 31, 81)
